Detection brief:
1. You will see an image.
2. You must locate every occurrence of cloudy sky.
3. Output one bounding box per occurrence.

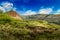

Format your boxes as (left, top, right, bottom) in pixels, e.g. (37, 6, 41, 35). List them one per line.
(0, 0, 60, 15)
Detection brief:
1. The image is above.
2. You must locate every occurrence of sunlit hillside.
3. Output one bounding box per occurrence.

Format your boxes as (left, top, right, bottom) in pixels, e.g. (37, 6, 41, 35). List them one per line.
(0, 11, 60, 40)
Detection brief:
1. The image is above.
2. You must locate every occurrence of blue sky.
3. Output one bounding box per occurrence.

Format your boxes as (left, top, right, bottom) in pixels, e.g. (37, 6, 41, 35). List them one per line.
(0, 0, 60, 15)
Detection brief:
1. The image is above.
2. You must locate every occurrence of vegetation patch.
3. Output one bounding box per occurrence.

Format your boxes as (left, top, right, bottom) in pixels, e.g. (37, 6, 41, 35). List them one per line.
(0, 12, 60, 40)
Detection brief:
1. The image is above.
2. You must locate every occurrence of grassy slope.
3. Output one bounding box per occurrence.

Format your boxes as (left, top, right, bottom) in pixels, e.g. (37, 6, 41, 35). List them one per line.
(0, 13, 60, 40)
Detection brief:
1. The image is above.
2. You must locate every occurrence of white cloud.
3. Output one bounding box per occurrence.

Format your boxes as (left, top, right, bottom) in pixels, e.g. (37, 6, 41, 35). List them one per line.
(22, 8, 53, 15)
(1, 2, 13, 9)
(23, 10, 36, 15)
(0, 6, 5, 12)
(0, 2, 16, 12)
(38, 8, 53, 14)
(57, 10, 60, 12)
(55, 10, 60, 14)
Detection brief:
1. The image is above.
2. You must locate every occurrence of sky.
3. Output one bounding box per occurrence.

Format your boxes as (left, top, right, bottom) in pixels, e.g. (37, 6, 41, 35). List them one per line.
(0, 0, 60, 15)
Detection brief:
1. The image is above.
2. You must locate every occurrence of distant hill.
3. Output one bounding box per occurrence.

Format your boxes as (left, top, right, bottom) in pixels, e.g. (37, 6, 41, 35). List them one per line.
(23, 14, 60, 25)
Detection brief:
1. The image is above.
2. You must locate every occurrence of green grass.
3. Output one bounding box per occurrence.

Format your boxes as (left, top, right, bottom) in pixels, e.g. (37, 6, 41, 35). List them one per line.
(0, 13, 60, 40)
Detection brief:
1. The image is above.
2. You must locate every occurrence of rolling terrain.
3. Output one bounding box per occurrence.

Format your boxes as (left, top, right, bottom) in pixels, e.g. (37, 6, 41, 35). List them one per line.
(0, 11, 60, 40)
(23, 14, 60, 25)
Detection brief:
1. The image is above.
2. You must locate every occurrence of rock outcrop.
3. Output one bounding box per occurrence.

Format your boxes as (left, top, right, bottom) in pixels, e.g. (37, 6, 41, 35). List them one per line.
(8, 10, 23, 20)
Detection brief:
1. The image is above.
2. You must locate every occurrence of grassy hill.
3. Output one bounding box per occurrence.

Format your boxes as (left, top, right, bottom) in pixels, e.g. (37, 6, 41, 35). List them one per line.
(0, 12, 60, 40)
